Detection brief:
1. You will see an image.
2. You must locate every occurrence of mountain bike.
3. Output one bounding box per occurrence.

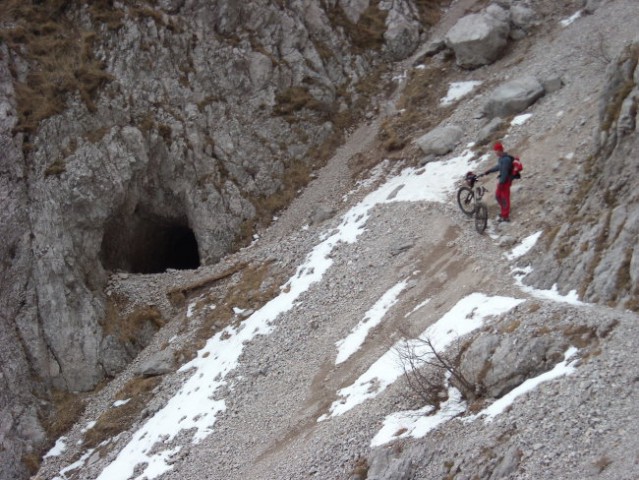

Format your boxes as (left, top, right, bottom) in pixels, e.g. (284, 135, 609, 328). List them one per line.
(457, 172, 488, 234)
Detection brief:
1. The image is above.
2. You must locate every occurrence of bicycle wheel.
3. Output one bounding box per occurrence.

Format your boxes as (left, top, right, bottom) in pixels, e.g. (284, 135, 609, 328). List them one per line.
(475, 202, 488, 234)
(457, 187, 475, 216)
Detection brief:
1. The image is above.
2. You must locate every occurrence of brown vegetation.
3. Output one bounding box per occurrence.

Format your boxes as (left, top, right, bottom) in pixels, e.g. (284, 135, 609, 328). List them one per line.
(0, 0, 171, 136)
(378, 62, 455, 154)
(83, 376, 161, 448)
(42, 389, 86, 442)
(0, 2, 114, 134)
(173, 260, 289, 366)
(103, 296, 166, 350)
(325, 0, 388, 53)
(274, 86, 332, 118)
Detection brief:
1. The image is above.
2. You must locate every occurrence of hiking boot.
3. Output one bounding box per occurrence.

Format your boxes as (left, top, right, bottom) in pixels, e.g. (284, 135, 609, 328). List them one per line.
(497, 216, 510, 223)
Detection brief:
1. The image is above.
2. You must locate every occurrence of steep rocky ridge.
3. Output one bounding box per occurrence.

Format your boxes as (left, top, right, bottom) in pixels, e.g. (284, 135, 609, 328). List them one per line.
(3, 0, 639, 479)
(527, 40, 639, 307)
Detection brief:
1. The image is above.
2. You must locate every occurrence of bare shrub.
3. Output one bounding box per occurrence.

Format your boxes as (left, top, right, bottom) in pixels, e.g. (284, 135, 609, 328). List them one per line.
(396, 335, 479, 408)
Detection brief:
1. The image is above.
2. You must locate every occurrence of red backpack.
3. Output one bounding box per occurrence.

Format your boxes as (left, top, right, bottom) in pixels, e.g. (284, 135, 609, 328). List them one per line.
(511, 156, 523, 179)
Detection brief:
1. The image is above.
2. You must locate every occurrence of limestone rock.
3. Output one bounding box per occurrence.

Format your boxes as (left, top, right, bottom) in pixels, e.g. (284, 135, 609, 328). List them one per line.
(482, 76, 545, 119)
(510, 5, 539, 32)
(384, 7, 421, 61)
(415, 125, 464, 156)
(134, 350, 175, 377)
(527, 41, 639, 306)
(445, 10, 510, 69)
(367, 448, 413, 480)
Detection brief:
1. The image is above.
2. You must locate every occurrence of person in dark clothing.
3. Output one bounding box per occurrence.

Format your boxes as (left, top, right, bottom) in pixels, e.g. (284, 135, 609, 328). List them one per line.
(483, 142, 514, 222)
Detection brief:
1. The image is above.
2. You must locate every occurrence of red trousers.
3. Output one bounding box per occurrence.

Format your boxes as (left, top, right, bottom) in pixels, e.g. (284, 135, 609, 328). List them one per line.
(495, 181, 512, 219)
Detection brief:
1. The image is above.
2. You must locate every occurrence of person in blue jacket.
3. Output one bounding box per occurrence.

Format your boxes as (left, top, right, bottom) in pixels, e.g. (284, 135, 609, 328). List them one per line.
(483, 142, 514, 222)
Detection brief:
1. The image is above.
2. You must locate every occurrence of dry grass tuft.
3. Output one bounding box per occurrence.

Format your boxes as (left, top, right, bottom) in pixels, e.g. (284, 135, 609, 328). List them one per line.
(42, 389, 86, 441)
(44, 159, 67, 177)
(624, 296, 639, 312)
(273, 86, 332, 118)
(22, 452, 42, 476)
(23, 388, 85, 475)
(378, 63, 454, 154)
(563, 324, 598, 349)
(83, 376, 161, 448)
(103, 295, 166, 349)
(1, 2, 114, 135)
(414, 0, 449, 27)
(326, 1, 388, 53)
(499, 319, 521, 334)
(348, 151, 383, 180)
(593, 455, 612, 473)
(352, 456, 369, 478)
(527, 302, 541, 313)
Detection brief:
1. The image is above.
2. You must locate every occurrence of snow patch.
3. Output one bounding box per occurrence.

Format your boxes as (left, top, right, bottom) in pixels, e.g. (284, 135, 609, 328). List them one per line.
(440, 81, 482, 106)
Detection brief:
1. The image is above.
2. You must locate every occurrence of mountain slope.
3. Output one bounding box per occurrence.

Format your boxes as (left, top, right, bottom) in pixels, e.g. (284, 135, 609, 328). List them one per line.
(27, 1, 639, 479)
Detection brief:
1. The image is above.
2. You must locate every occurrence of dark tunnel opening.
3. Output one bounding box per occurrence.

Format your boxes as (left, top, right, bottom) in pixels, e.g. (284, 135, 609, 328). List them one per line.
(100, 211, 201, 274)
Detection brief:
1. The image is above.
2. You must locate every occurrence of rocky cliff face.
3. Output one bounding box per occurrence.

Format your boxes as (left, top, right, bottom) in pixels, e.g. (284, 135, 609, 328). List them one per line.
(527, 40, 639, 308)
(0, 1, 428, 477)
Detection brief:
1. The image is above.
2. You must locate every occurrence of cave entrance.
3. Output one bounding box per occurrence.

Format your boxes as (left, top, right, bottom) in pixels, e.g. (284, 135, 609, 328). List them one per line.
(100, 210, 201, 274)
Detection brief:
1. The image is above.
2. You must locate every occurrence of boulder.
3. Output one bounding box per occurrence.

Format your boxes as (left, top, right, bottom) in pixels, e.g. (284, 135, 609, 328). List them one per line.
(445, 11, 510, 69)
(384, 11, 420, 61)
(541, 74, 564, 94)
(482, 76, 545, 119)
(134, 350, 175, 377)
(584, 0, 604, 14)
(367, 448, 413, 480)
(510, 5, 539, 32)
(309, 204, 335, 225)
(481, 335, 564, 398)
(415, 125, 464, 156)
(100, 335, 134, 377)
